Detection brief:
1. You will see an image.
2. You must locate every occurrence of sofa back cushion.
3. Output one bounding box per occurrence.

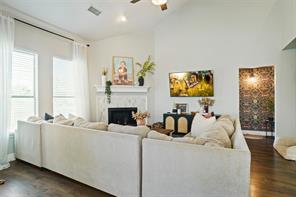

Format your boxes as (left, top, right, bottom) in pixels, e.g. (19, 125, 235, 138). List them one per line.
(108, 123, 150, 138)
(191, 113, 216, 137)
(53, 114, 74, 126)
(212, 115, 235, 137)
(147, 130, 173, 141)
(73, 117, 107, 131)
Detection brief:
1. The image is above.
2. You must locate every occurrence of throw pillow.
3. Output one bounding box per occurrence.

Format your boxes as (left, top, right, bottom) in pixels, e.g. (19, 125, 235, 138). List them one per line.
(147, 130, 173, 141)
(53, 114, 74, 126)
(191, 113, 216, 137)
(108, 124, 150, 138)
(44, 113, 54, 121)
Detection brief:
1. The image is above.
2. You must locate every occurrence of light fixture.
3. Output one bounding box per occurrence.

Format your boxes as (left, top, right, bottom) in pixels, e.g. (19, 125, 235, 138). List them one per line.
(248, 69, 257, 84)
(118, 15, 127, 23)
(152, 0, 167, 6)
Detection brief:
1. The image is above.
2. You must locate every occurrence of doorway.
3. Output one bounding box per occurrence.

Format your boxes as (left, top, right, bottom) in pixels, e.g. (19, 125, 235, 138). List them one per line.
(239, 66, 275, 136)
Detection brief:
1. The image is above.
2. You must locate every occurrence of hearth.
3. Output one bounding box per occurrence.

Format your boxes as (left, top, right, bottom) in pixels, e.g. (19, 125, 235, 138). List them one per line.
(108, 107, 137, 126)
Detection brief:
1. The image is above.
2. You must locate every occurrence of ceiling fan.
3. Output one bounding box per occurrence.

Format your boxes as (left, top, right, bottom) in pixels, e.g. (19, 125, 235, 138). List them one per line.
(130, 0, 168, 11)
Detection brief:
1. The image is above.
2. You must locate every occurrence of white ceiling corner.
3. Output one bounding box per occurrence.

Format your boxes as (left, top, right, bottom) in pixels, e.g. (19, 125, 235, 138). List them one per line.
(0, 0, 190, 41)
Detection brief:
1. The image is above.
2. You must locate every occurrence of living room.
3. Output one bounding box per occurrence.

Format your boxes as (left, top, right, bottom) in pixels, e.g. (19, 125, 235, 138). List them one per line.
(0, 0, 296, 196)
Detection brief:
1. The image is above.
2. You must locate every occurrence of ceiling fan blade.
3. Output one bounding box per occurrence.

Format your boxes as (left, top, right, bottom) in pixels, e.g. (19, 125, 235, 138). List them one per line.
(130, 0, 141, 3)
(160, 3, 168, 11)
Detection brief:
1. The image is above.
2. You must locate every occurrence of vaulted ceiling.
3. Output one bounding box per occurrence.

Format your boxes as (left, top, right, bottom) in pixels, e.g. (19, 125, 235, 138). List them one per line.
(0, 0, 189, 41)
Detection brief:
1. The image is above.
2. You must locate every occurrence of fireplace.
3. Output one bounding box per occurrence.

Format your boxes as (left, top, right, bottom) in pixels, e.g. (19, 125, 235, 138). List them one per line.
(108, 107, 137, 126)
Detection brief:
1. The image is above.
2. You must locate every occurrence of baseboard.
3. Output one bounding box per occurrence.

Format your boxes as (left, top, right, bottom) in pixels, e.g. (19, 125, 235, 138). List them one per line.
(8, 153, 16, 162)
(243, 130, 270, 136)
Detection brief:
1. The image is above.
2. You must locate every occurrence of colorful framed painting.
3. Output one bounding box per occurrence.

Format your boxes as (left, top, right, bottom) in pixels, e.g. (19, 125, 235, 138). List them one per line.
(112, 56, 134, 85)
(169, 70, 214, 97)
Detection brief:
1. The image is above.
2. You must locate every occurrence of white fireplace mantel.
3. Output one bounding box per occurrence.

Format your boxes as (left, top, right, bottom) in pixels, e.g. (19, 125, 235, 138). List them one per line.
(95, 85, 150, 93)
(95, 85, 150, 122)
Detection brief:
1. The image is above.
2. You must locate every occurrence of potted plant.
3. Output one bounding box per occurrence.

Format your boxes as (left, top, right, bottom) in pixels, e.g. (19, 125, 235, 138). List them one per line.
(136, 56, 156, 86)
(132, 111, 150, 126)
(101, 67, 108, 87)
(105, 80, 112, 104)
(198, 98, 215, 113)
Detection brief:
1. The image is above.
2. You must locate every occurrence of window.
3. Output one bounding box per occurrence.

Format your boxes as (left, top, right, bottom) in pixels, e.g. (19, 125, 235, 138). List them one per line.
(53, 57, 76, 116)
(11, 50, 38, 131)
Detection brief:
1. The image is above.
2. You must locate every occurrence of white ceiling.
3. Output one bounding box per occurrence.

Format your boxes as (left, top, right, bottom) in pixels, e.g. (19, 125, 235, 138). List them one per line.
(0, 0, 189, 41)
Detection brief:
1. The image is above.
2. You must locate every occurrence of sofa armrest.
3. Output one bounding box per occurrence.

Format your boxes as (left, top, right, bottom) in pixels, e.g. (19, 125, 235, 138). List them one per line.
(15, 120, 42, 167)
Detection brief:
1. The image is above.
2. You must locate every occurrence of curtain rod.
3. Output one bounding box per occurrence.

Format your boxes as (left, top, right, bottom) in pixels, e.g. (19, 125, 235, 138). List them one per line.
(14, 18, 90, 47)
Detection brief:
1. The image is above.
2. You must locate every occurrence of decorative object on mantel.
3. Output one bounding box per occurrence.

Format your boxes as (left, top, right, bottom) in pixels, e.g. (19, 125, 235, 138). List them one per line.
(198, 98, 215, 113)
(101, 67, 108, 87)
(112, 56, 134, 85)
(136, 55, 156, 86)
(105, 80, 112, 104)
(132, 111, 150, 126)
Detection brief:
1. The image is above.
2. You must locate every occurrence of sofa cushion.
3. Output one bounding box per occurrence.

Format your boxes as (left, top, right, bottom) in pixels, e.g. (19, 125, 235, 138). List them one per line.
(108, 123, 150, 138)
(172, 137, 195, 144)
(199, 126, 232, 148)
(212, 116, 235, 137)
(191, 113, 216, 137)
(147, 130, 173, 141)
(73, 117, 108, 131)
(53, 114, 74, 126)
(27, 116, 43, 123)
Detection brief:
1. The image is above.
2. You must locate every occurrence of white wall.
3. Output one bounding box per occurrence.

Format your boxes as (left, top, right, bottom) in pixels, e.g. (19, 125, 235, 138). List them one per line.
(281, 0, 296, 49)
(152, 0, 296, 137)
(88, 33, 154, 121)
(14, 21, 73, 117)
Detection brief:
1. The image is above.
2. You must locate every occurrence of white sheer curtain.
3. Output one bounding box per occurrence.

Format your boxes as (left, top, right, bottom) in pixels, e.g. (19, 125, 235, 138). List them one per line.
(0, 14, 14, 170)
(73, 42, 90, 120)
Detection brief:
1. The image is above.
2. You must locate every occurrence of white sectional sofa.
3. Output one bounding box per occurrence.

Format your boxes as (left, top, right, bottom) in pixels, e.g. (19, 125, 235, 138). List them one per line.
(15, 121, 42, 167)
(142, 119, 251, 197)
(16, 121, 142, 197)
(16, 117, 250, 197)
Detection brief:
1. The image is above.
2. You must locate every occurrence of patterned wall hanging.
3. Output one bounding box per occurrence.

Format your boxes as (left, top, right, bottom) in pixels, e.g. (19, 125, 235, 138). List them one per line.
(239, 66, 275, 131)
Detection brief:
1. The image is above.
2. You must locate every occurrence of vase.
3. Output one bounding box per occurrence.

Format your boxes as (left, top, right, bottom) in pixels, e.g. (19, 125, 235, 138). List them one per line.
(101, 75, 107, 87)
(138, 76, 144, 86)
(136, 119, 145, 126)
(204, 105, 209, 113)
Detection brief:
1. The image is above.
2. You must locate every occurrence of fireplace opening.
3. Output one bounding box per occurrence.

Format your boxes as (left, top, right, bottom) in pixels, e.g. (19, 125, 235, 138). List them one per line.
(108, 107, 137, 126)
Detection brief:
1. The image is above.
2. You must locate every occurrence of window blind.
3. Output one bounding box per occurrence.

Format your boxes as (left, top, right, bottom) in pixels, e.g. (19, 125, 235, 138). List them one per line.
(53, 57, 76, 116)
(11, 50, 38, 131)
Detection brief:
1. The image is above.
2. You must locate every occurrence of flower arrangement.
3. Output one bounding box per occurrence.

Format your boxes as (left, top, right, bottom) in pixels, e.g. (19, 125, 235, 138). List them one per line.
(132, 111, 150, 126)
(101, 67, 108, 76)
(132, 111, 150, 120)
(198, 98, 215, 106)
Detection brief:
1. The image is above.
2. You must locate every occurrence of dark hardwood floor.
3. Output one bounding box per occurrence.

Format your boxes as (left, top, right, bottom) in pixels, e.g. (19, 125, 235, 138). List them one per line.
(246, 135, 296, 197)
(0, 136, 295, 197)
(0, 161, 113, 197)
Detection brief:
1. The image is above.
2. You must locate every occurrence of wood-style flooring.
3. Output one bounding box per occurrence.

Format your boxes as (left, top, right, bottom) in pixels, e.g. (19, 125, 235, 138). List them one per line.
(0, 136, 295, 197)
(246, 136, 296, 197)
(0, 161, 113, 197)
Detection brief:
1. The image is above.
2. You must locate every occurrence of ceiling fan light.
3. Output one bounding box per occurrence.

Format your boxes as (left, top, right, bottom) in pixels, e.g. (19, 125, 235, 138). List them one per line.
(152, 0, 167, 6)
